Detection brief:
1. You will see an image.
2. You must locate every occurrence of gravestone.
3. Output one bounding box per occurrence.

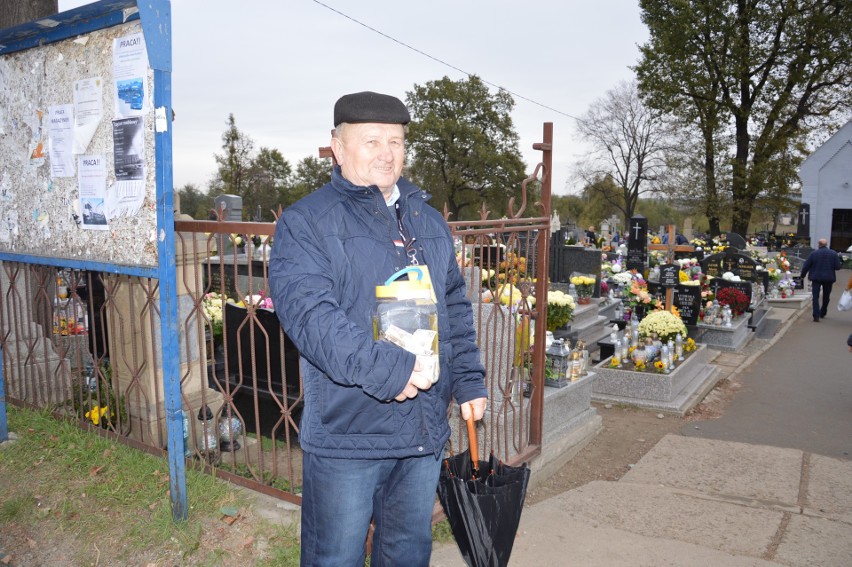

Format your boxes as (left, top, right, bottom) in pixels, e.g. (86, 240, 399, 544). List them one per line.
(659, 264, 679, 288)
(204, 256, 267, 301)
(549, 242, 603, 296)
(673, 285, 702, 326)
(796, 203, 810, 239)
(213, 194, 242, 222)
(213, 194, 244, 256)
(723, 232, 748, 251)
(707, 278, 754, 305)
(682, 217, 694, 240)
(645, 283, 702, 326)
(626, 215, 648, 272)
(700, 248, 758, 280)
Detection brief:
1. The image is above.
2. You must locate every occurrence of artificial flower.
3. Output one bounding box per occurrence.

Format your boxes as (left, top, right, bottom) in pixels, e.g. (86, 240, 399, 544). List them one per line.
(85, 405, 109, 426)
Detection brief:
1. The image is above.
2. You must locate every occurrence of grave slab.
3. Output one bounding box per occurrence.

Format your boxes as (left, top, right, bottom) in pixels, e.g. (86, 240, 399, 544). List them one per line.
(697, 314, 753, 352)
(592, 344, 721, 414)
(766, 295, 809, 309)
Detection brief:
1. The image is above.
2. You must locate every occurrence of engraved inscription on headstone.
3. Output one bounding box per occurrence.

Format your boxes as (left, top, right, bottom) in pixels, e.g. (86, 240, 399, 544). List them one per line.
(659, 264, 679, 288)
(674, 285, 701, 326)
(701, 250, 760, 282)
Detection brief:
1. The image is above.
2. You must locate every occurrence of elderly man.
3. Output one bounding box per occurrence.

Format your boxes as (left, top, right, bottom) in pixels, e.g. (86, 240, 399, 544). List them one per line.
(800, 238, 841, 322)
(269, 91, 488, 566)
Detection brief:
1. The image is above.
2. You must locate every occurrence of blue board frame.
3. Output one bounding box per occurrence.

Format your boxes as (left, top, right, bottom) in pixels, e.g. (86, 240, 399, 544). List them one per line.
(0, 0, 187, 521)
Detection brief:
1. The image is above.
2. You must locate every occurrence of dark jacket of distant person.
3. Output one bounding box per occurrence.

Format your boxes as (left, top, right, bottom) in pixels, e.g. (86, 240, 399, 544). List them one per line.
(801, 245, 841, 283)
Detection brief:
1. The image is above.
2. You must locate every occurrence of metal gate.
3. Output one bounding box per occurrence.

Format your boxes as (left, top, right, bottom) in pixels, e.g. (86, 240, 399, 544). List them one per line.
(1, 123, 553, 509)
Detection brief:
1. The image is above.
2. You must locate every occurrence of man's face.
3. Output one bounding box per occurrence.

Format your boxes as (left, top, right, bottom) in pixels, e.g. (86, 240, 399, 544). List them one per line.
(332, 122, 405, 198)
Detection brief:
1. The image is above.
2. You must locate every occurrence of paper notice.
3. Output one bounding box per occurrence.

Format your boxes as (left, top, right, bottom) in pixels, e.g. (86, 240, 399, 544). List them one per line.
(113, 33, 149, 118)
(78, 155, 109, 230)
(73, 77, 103, 154)
(48, 105, 75, 177)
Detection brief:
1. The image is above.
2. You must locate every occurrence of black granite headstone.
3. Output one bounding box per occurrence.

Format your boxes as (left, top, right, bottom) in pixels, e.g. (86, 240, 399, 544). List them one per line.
(673, 285, 702, 326)
(708, 278, 753, 304)
(796, 203, 810, 238)
(724, 232, 747, 251)
(549, 247, 603, 295)
(700, 249, 760, 281)
(626, 215, 647, 272)
(646, 282, 667, 304)
(472, 244, 505, 268)
(646, 282, 701, 325)
(659, 264, 679, 288)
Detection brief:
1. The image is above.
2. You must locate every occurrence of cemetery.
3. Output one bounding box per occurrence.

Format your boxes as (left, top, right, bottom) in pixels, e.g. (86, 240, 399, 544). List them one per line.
(540, 214, 803, 416)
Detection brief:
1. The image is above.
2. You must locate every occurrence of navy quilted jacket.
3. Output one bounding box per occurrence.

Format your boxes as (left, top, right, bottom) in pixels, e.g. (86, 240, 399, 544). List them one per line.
(269, 166, 487, 459)
(801, 246, 841, 283)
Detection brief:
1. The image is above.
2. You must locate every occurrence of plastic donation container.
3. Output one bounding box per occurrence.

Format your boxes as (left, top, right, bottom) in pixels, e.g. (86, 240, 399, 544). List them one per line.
(373, 266, 440, 384)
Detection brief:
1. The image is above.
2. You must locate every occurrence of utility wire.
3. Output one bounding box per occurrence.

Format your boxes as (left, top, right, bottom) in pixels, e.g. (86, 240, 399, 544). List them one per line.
(310, 0, 582, 121)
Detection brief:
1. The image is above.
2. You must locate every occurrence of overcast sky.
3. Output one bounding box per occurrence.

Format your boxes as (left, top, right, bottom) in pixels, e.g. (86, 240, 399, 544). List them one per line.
(57, 0, 649, 196)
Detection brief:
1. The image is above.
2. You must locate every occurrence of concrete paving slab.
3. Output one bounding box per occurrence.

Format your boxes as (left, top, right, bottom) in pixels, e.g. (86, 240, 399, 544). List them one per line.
(430, 510, 785, 567)
(545, 481, 782, 557)
(774, 514, 852, 567)
(803, 454, 852, 522)
(622, 435, 802, 507)
(713, 352, 749, 367)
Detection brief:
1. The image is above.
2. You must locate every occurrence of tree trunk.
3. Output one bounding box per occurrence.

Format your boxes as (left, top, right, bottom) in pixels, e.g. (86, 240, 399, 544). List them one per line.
(708, 217, 721, 238)
(731, 194, 753, 237)
(0, 0, 57, 28)
(703, 131, 721, 238)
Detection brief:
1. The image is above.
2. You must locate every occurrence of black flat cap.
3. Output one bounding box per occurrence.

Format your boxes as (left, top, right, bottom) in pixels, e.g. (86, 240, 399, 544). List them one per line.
(334, 91, 411, 126)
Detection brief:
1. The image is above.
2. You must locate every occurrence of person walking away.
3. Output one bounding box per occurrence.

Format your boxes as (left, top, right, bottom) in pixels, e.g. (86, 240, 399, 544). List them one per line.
(269, 91, 488, 567)
(800, 238, 841, 322)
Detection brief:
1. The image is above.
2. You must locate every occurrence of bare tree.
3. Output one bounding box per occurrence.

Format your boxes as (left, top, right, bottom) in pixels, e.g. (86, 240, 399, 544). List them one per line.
(1, 0, 57, 28)
(574, 80, 671, 228)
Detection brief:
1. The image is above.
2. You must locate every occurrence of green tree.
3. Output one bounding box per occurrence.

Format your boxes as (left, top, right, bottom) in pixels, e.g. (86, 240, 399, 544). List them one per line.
(551, 194, 585, 228)
(211, 115, 295, 220)
(659, 122, 733, 236)
(404, 76, 527, 220)
(636, 0, 852, 236)
(574, 80, 671, 230)
(288, 156, 332, 210)
(244, 147, 292, 221)
(580, 176, 623, 228)
(212, 114, 254, 202)
(175, 183, 212, 220)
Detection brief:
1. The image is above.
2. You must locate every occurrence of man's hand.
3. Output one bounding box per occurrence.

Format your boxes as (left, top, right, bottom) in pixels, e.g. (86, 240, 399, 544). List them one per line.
(394, 359, 433, 401)
(460, 397, 487, 421)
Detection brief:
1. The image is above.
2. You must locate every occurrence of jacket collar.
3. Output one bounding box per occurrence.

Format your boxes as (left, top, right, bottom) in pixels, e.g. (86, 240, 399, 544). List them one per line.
(330, 165, 429, 208)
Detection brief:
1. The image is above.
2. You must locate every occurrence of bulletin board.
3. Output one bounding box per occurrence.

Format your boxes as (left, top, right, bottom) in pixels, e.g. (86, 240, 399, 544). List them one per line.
(0, 8, 159, 268)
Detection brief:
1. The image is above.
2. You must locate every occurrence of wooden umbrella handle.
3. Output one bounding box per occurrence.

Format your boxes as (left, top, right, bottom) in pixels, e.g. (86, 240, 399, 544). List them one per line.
(465, 403, 479, 474)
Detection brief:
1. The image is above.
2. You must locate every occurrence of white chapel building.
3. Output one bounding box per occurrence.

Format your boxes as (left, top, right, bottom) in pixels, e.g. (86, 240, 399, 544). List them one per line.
(799, 120, 852, 252)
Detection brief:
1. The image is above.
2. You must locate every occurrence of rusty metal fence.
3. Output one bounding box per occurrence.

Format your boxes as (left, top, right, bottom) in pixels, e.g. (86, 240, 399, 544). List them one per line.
(0, 124, 553, 508)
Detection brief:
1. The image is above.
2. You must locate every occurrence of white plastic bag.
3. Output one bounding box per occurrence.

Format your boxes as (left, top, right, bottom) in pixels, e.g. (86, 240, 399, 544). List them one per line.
(838, 290, 852, 312)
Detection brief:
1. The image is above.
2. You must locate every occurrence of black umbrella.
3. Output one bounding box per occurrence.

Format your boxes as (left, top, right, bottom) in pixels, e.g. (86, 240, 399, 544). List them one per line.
(437, 413, 531, 567)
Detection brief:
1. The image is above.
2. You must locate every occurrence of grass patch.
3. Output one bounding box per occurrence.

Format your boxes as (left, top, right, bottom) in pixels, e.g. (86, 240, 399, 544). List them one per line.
(0, 405, 457, 565)
(0, 405, 301, 565)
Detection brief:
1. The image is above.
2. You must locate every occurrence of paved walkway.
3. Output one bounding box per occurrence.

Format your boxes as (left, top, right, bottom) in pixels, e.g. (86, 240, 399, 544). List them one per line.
(431, 274, 852, 566)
